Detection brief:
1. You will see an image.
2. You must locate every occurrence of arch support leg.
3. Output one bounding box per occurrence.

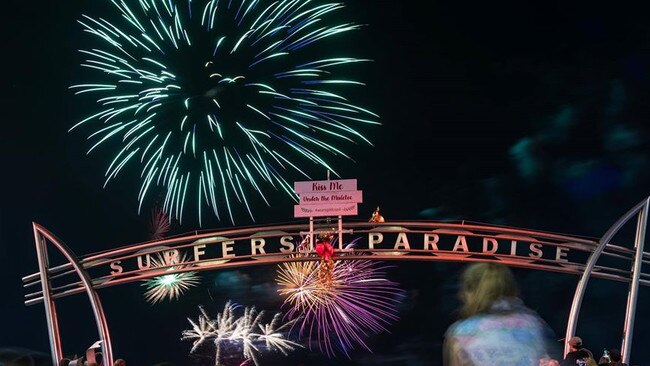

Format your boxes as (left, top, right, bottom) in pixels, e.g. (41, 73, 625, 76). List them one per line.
(620, 198, 648, 364)
(34, 227, 63, 366)
(33, 223, 114, 366)
(564, 198, 649, 357)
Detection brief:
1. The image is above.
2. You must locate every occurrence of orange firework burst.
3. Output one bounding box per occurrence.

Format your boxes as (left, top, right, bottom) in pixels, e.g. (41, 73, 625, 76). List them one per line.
(276, 256, 403, 358)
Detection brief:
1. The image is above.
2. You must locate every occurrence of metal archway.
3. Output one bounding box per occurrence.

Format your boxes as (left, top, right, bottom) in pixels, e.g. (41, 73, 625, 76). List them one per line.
(31, 223, 114, 366)
(24, 197, 650, 365)
(565, 197, 649, 363)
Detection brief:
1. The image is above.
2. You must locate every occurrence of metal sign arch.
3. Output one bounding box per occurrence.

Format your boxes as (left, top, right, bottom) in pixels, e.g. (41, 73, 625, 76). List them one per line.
(24, 197, 650, 365)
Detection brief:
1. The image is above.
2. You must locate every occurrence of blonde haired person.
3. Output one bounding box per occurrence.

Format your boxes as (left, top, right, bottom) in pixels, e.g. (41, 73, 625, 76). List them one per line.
(443, 263, 557, 366)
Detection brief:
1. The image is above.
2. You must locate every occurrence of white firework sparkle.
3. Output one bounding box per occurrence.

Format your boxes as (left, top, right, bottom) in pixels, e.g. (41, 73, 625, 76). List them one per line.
(142, 253, 201, 304)
(182, 302, 301, 365)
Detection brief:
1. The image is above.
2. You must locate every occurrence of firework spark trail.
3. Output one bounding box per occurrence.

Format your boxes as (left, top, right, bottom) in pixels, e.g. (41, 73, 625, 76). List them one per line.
(182, 302, 301, 365)
(141, 253, 200, 304)
(71, 0, 378, 225)
(276, 256, 404, 358)
(149, 206, 171, 240)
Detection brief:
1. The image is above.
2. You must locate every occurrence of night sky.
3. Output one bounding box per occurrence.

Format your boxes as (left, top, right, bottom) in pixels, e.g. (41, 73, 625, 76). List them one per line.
(2, 0, 650, 365)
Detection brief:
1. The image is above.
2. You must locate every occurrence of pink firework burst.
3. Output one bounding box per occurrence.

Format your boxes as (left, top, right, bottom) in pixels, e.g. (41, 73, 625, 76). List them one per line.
(276, 257, 404, 358)
(149, 207, 170, 241)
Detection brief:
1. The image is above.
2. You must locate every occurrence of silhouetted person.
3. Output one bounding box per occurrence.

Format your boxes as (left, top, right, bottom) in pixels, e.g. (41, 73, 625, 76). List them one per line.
(599, 349, 627, 366)
(7, 355, 34, 366)
(562, 337, 593, 366)
(0, 349, 49, 366)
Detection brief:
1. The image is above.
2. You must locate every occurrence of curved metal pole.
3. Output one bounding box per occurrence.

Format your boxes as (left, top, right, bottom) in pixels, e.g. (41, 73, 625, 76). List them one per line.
(564, 198, 649, 356)
(33, 223, 114, 366)
(34, 226, 63, 366)
(620, 197, 649, 363)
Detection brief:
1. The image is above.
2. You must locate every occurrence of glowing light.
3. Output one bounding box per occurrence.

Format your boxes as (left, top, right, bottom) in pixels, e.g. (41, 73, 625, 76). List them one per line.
(71, 0, 378, 225)
(159, 274, 177, 285)
(142, 254, 200, 304)
(182, 302, 301, 365)
(276, 256, 404, 358)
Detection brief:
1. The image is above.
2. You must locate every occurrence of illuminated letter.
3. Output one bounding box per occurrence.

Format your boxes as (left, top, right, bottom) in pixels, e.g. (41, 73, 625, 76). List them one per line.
(394, 233, 411, 250)
(194, 244, 206, 262)
(222, 240, 236, 258)
(453, 236, 469, 252)
(110, 261, 123, 275)
(164, 249, 180, 265)
(369, 232, 383, 250)
(510, 241, 518, 256)
(482, 238, 498, 254)
(280, 236, 295, 253)
(137, 254, 151, 269)
(555, 247, 569, 262)
(424, 233, 439, 251)
(529, 243, 543, 258)
(251, 238, 266, 255)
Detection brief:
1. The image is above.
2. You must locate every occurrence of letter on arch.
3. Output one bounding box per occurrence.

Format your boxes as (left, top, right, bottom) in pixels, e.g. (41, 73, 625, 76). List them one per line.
(452, 236, 469, 252)
(394, 233, 410, 250)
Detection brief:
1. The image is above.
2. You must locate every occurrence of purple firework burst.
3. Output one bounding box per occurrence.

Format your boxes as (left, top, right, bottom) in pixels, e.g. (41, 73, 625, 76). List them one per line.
(276, 258, 404, 358)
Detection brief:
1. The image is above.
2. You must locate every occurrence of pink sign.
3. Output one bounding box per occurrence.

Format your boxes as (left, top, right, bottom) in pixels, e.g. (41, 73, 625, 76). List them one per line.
(294, 203, 359, 218)
(299, 190, 363, 205)
(294, 179, 357, 194)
